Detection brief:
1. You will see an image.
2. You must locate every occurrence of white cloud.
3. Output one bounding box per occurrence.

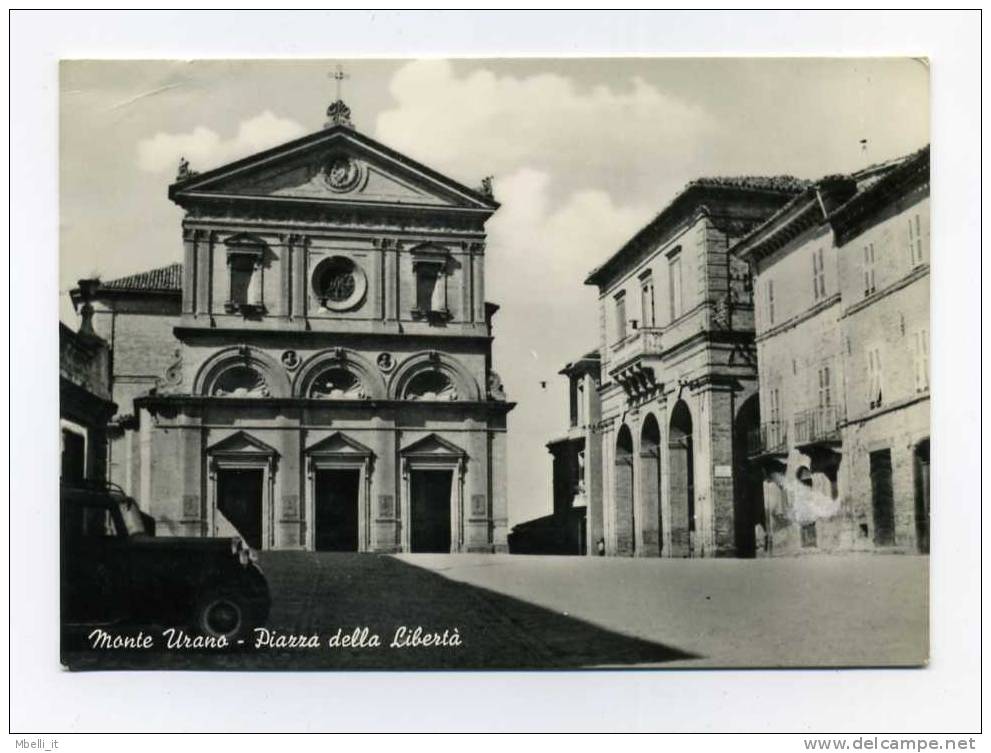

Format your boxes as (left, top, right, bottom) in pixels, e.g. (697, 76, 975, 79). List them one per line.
(375, 60, 717, 197)
(375, 60, 707, 524)
(136, 110, 305, 173)
(485, 169, 653, 524)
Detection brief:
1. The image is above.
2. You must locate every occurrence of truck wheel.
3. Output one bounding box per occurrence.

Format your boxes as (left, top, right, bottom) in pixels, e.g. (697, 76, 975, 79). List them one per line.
(194, 591, 250, 642)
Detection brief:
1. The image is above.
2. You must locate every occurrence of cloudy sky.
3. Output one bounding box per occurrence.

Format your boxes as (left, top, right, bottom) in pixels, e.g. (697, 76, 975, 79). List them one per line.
(60, 58, 928, 525)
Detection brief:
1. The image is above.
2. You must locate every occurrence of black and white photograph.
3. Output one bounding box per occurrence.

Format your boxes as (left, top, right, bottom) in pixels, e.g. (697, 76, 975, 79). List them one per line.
(57, 56, 931, 671)
(9, 8, 982, 740)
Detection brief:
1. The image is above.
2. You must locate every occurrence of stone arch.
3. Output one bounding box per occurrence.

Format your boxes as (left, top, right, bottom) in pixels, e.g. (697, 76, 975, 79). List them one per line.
(640, 411, 662, 556)
(293, 349, 387, 400)
(389, 352, 481, 402)
(194, 346, 291, 398)
(733, 393, 765, 557)
(614, 423, 635, 556)
(668, 399, 695, 557)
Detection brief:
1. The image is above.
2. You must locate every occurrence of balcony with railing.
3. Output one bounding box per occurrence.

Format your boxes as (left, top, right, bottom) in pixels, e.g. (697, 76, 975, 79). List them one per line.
(793, 406, 843, 448)
(746, 421, 788, 458)
(608, 327, 664, 400)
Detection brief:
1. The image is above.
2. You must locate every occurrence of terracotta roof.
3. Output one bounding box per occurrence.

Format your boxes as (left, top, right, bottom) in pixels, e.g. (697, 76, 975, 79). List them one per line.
(584, 175, 811, 287)
(730, 145, 929, 260)
(687, 175, 813, 193)
(101, 263, 183, 293)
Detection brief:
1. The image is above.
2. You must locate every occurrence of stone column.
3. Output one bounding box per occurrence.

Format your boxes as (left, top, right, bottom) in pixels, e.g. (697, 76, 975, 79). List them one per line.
(182, 228, 196, 315)
(277, 429, 302, 548)
(291, 234, 308, 320)
(379, 238, 398, 321)
(695, 384, 737, 556)
(195, 230, 212, 316)
(585, 425, 604, 556)
(471, 242, 485, 323)
(279, 234, 292, 319)
(490, 427, 509, 553)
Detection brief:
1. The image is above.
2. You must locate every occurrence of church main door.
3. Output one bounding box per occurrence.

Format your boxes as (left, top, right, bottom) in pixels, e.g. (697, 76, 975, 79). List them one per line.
(314, 468, 361, 552)
(217, 468, 264, 550)
(410, 469, 453, 553)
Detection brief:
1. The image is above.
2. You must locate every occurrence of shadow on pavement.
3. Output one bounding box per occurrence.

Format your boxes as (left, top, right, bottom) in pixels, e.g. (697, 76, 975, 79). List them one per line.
(62, 552, 697, 670)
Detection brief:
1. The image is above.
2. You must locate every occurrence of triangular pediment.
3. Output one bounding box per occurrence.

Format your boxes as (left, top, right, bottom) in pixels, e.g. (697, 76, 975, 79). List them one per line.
(306, 432, 374, 457)
(400, 433, 466, 457)
(169, 126, 497, 212)
(207, 430, 278, 456)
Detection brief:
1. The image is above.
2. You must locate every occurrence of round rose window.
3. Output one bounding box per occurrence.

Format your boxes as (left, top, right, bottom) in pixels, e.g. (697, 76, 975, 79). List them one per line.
(312, 256, 366, 312)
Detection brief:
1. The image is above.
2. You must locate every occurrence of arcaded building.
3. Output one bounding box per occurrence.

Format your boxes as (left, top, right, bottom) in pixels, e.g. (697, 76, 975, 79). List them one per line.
(579, 177, 809, 558)
(74, 97, 514, 553)
(732, 147, 929, 554)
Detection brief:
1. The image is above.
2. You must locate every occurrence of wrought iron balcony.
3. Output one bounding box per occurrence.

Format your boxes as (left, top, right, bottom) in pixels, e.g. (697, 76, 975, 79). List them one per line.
(747, 421, 788, 458)
(793, 406, 843, 447)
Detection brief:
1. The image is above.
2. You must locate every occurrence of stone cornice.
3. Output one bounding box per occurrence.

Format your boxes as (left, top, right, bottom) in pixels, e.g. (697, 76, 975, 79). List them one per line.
(135, 394, 516, 416)
(173, 325, 494, 346)
(179, 215, 488, 240)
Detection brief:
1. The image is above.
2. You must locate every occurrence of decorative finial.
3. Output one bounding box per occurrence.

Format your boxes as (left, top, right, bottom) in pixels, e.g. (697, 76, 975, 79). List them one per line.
(325, 65, 354, 128)
(176, 156, 197, 181)
(479, 176, 494, 199)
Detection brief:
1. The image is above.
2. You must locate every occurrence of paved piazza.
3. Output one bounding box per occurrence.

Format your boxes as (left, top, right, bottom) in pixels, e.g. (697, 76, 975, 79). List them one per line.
(65, 552, 927, 670)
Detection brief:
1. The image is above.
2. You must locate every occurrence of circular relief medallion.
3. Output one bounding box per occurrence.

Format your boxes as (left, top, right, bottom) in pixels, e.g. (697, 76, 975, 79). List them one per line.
(324, 155, 363, 193)
(281, 350, 301, 371)
(312, 256, 367, 312)
(376, 352, 395, 373)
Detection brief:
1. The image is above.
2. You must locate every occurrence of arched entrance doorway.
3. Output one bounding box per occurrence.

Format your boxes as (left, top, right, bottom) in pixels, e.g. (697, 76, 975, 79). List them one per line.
(668, 400, 695, 557)
(733, 394, 766, 557)
(640, 414, 662, 555)
(614, 425, 635, 555)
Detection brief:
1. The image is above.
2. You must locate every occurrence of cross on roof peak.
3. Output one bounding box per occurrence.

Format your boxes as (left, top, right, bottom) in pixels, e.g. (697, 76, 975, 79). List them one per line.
(329, 64, 350, 100)
(325, 65, 354, 129)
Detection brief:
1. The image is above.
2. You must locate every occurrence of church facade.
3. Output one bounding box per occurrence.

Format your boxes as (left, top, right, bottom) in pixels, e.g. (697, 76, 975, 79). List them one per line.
(77, 99, 513, 553)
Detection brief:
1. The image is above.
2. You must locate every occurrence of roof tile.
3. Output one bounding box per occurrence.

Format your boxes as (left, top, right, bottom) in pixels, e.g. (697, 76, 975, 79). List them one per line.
(101, 262, 183, 292)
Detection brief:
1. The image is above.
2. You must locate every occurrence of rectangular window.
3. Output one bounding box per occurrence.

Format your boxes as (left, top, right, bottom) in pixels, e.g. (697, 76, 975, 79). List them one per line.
(817, 364, 832, 409)
(668, 256, 683, 321)
(867, 346, 883, 409)
(863, 243, 876, 296)
(413, 259, 448, 317)
(614, 292, 627, 342)
(766, 279, 775, 325)
(640, 272, 655, 328)
(229, 255, 255, 306)
(812, 247, 826, 301)
(914, 329, 929, 392)
(908, 214, 925, 266)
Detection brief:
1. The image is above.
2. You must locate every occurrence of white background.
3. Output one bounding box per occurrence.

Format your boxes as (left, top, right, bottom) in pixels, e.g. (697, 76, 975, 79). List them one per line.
(8, 9, 983, 737)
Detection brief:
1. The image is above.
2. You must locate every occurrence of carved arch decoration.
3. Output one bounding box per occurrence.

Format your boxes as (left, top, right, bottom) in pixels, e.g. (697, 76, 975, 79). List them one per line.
(292, 348, 387, 400)
(388, 351, 481, 402)
(193, 346, 292, 398)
